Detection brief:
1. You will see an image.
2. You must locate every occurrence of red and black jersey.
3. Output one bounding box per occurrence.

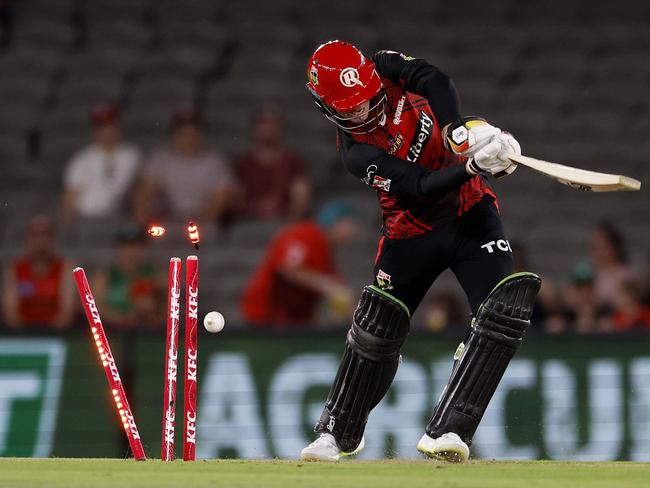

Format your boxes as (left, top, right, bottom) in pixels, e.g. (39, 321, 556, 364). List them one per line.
(338, 51, 496, 240)
(13, 256, 64, 325)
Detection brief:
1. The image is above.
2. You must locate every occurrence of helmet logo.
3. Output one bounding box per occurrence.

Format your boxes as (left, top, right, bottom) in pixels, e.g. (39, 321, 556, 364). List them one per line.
(309, 66, 319, 86)
(340, 67, 365, 88)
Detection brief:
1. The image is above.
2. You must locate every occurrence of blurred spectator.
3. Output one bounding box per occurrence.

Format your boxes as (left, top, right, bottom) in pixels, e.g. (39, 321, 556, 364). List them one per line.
(235, 107, 312, 220)
(552, 263, 611, 334)
(644, 254, 650, 305)
(241, 201, 356, 327)
(92, 222, 163, 329)
(589, 221, 635, 308)
(134, 106, 234, 225)
(1, 216, 74, 329)
(61, 104, 142, 222)
(510, 239, 563, 329)
(611, 280, 650, 332)
(421, 290, 465, 333)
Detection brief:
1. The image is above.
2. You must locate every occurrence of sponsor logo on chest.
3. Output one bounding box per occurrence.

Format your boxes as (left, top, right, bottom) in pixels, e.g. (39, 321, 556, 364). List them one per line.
(393, 96, 406, 125)
(406, 111, 433, 163)
(388, 133, 403, 155)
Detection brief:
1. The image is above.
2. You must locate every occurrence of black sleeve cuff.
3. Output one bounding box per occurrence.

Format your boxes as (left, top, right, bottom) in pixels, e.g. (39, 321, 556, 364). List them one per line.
(417, 164, 472, 197)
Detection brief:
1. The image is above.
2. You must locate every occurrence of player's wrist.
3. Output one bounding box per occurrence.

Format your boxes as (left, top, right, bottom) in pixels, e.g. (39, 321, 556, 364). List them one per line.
(444, 117, 500, 157)
(465, 158, 482, 175)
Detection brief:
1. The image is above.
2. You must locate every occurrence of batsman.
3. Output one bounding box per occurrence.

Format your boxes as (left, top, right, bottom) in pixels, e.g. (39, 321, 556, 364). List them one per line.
(300, 41, 541, 462)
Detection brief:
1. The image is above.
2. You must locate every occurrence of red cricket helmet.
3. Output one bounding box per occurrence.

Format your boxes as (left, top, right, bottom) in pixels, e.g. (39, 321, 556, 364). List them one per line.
(306, 40, 386, 134)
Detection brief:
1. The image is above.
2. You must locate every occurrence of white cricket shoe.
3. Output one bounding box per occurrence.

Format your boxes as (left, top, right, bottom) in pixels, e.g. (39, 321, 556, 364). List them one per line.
(300, 433, 365, 461)
(417, 432, 469, 463)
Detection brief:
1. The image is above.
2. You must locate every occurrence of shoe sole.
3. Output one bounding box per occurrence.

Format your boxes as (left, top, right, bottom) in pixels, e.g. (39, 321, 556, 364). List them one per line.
(300, 453, 340, 462)
(417, 444, 468, 463)
(300, 438, 364, 462)
(431, 449, 466, 463)
(341, 442, 364, 458)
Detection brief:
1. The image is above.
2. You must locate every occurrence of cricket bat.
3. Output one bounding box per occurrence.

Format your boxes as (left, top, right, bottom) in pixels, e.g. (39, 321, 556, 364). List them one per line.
(506, 153, 641, 192)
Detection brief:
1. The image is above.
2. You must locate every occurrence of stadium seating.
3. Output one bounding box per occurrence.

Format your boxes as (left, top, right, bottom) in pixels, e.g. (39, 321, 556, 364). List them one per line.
(1, 0, 648, 326)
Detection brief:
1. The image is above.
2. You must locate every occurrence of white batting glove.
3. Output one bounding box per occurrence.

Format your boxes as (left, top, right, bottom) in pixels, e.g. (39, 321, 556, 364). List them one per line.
(494, 132, 520, 177)
(466, 139, 504, 175)
(496, 132, 521, 160)
(466, 132, 519, 177)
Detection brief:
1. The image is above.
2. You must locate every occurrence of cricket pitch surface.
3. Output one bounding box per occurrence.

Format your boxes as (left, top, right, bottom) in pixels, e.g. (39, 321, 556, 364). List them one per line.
(1, 458, 648, 488)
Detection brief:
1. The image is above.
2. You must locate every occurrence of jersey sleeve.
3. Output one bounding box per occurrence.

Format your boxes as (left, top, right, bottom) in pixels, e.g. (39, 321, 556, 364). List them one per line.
(339, 131, 472, 199)
(372, 50, 461, 128)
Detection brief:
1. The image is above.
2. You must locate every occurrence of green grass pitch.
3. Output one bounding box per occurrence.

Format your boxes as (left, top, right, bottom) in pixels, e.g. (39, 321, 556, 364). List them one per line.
(1, 458, 648, 488)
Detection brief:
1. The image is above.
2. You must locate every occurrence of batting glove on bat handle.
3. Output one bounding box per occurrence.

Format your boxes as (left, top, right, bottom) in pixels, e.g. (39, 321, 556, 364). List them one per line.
(465, 139, 503, 175)
(493, 132, 521, 178)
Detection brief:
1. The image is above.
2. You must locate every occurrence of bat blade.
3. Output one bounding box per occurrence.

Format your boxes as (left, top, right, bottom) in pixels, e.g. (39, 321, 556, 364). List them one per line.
(507, 153, 641, 192)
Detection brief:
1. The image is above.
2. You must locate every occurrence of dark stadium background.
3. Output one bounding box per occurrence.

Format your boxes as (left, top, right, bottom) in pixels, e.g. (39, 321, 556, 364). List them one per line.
(0, 0, 648, 461)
